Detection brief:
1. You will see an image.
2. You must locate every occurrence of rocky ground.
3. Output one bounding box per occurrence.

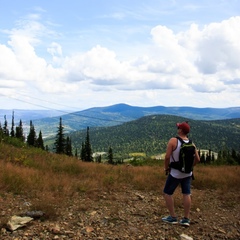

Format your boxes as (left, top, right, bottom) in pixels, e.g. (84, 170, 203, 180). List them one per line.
(0, 187, 239, 240)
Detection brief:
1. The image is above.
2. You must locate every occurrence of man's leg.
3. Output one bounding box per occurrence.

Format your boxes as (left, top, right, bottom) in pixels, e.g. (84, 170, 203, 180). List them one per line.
(164, 194, 176, 217)
(183, 194, 191, 219)
(179, 176, 192, 226)
(163, 174, 179, 218)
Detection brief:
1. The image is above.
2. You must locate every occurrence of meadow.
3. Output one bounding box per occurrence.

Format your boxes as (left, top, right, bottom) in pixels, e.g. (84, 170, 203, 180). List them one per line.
(0, 142, 239, 216)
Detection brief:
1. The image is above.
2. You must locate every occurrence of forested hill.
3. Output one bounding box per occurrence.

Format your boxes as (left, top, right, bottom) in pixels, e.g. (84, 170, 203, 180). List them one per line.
(15, 103, 240, 138)
(69, 115, 240, 156)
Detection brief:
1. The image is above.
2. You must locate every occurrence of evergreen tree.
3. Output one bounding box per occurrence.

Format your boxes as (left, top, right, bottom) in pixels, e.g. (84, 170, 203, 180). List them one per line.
(231, 148, 237, 160)
(27, 120, 37, 146)
(200, 152, 206, 164)
(0, 123, 3, 142)
(96, 154, 102, 163)
(80, 142, 86, 161)
(10, 111, 15, 137)
(65, 136, 73, 156)
(74, 148, 78, 158)
(84, 127, 93, 162)
(15, 119, 25, 142)
(37, 130, 44, 150)
(108, 146, 113, 164)
(3, 115, 9, 136)
(54, 117, 66, 154)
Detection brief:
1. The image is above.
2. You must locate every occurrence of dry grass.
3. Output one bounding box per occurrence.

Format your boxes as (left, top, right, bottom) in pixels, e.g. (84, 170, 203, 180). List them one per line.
(0, 142, 239, 218)
(192, 165, 240, 191)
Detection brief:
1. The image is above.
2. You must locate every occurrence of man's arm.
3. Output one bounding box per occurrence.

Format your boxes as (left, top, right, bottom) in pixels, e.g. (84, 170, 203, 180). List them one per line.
(164, 138, 176, 173)
(193, 145, 200, 166)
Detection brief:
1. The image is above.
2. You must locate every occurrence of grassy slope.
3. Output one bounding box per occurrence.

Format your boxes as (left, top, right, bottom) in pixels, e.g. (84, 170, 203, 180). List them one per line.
(0, 142, 239, 197)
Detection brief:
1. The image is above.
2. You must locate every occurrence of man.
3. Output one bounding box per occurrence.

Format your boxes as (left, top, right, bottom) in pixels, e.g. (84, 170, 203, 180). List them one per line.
(162, 121, 200, 226)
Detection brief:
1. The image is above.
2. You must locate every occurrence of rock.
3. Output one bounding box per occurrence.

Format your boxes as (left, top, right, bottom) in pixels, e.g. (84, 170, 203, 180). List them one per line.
(6, 215, 33, 231)
(135, 193, 144, 200)
(21, 211, 45, 219)
(180, 233, 193, 240)
(86, 226, 94, 233)
(50, 224, 61, 234)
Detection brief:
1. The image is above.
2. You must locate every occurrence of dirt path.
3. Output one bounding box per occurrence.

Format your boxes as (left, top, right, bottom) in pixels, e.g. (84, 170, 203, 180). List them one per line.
(0, 188, 239, 239)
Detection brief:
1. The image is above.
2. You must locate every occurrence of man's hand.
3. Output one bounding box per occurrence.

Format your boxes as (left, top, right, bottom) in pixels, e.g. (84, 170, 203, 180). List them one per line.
(165, 168, 170, 175)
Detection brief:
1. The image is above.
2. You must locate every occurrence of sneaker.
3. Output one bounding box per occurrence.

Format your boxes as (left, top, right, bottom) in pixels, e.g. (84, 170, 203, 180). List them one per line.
(162, 216, 178, 224)
(179, 217, 190, 226)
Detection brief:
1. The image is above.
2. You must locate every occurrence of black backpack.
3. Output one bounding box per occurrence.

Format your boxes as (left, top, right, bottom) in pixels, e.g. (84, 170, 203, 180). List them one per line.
(170, 136, 196, 173)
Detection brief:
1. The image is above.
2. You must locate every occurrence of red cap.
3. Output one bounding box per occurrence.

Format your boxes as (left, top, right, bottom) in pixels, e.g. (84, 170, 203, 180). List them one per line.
(176, 122, 190, 134)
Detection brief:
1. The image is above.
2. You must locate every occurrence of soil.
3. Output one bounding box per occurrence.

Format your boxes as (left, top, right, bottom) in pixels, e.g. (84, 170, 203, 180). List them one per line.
(0, 187, 239, 240)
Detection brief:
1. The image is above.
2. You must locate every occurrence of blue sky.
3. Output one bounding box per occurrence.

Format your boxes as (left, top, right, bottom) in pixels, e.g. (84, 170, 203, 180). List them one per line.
(0, 0, 240, 110)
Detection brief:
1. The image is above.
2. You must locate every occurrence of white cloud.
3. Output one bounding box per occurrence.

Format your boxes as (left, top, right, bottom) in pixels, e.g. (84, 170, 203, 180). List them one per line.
(195, 17, 240, 74)
(0, 9, 240, 109)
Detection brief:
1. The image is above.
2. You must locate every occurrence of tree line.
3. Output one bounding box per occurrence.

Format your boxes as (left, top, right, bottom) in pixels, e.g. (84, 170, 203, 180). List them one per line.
(0, 114, 114, 164)
(1, 113, 239, 165)
(0, 112, 44, 149)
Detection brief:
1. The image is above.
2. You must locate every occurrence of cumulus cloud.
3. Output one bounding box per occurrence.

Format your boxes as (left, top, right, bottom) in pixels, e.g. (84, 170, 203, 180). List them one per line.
(0, 13, 240, 108)
(195, 17, 240, 74)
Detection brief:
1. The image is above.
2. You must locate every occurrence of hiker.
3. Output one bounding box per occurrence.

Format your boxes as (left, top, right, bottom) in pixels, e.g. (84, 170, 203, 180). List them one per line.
(162, 121, 200, 226)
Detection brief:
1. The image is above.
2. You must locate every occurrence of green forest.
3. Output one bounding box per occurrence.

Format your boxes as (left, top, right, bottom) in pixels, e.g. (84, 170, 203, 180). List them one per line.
(68, 115, 240, 157)
(1, 113, 240, 165)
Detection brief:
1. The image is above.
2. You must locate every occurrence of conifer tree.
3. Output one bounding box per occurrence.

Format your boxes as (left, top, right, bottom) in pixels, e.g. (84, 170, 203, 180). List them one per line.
(3, 115, 9, 136)
(45, 145, 49, 152)
(84, 127, 93, 162)
(108, 146, 113, 164)
(80, 142, 86, 161)
(65, 136, 73, 156)
(75, 148, 78, 158)
(15, 119, 25, 142)
(0, 123, 3, 141)
(37, 130, 44, 150)
(96, 154, 102, 163)
(27, 120, 37, 146)
(10, 111, 15, 137)
(54, 117, 66, 154)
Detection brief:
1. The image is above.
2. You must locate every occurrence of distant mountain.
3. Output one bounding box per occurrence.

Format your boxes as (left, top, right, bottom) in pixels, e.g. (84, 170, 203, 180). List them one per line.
(1, 104, 240, 138)
(0, 109, 64, 123)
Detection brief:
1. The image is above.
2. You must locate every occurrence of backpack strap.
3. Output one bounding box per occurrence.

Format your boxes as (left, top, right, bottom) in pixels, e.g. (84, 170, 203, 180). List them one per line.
(176, 136, 184, 144)
(176, 136, 192, 144)
(171, 137, 182, 162)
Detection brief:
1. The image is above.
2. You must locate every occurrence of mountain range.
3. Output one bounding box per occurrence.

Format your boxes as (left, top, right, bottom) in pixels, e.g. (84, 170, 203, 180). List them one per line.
(1, 103, 240, 138)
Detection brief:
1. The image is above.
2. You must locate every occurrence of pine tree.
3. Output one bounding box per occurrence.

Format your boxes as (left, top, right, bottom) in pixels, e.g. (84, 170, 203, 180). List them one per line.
(37, 130, 44, 150)
(108, 146, 114, 164)
(74, 148, 78, 158)
(3, 115, 9, 136)
(15, 119, 25, 142)
(0, 123, 3, 141)
(27, 120, 37, 146)
(84, 127, 93, 162)
(65, 136, 73, 156)
(96, 154, 102, 163)
(54, 117, 66, 154)
(10, 111, 15, 137)
(80, 142, 86, 161)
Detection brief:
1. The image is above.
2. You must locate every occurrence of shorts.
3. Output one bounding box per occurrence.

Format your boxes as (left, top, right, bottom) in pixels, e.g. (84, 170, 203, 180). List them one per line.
(163, 174, 192, 195)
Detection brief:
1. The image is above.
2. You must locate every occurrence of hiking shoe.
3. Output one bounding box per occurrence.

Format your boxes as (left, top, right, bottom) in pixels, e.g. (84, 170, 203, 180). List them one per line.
(179, 218, 190, 226)
(162, 216, 178, 224)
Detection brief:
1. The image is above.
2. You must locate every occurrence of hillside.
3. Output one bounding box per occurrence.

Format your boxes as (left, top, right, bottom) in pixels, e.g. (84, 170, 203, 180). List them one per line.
(0, 142, 239, 239)
(66, 115, 240, 156)
(12, 103, 240, 138)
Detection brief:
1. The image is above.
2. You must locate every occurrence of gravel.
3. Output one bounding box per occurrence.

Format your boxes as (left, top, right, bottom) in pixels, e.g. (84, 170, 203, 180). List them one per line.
(0, 188, 239, 240)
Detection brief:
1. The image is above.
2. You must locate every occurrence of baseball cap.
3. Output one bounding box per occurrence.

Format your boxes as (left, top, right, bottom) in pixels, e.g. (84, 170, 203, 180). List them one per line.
(176, 121, 190, 134)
